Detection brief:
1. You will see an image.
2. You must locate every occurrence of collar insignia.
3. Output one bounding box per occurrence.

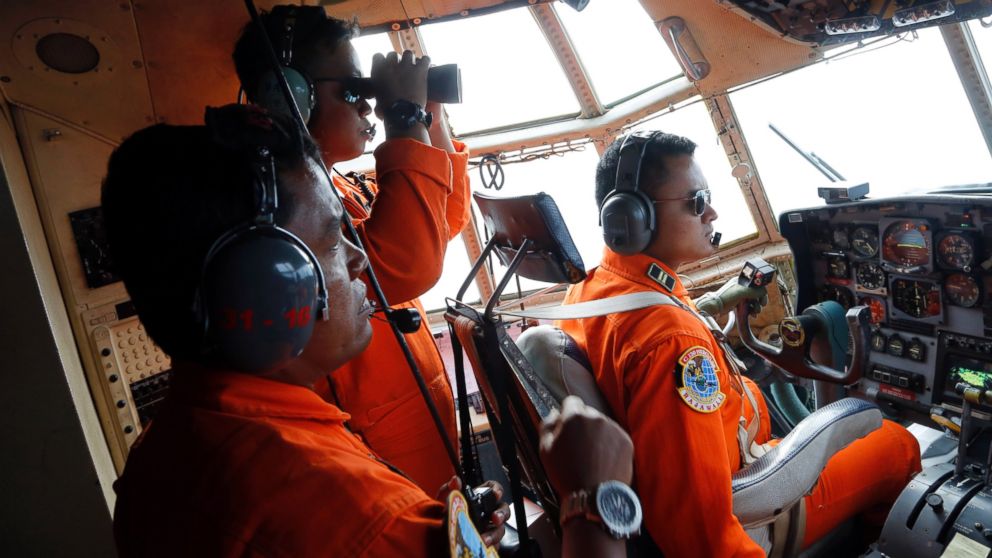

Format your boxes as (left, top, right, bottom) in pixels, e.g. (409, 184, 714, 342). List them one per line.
(647, 263, 677, 292)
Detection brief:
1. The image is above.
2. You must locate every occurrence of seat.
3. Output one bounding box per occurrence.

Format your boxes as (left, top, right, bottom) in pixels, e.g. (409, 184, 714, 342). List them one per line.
(448, 191, 883, 557)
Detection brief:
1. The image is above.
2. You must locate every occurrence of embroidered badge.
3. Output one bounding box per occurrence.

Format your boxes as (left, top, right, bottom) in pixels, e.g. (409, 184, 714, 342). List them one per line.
(676, 346, 725, 413)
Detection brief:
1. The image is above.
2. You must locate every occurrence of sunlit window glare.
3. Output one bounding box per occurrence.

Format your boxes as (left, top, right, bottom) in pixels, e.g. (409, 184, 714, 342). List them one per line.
(556, 0, 682, 106)
(732, 27, 992, 219)
(418, 7, 581, 135)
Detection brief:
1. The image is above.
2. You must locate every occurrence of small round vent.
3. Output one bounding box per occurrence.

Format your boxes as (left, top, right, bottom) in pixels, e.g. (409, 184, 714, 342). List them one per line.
(35, 33, 100, 74)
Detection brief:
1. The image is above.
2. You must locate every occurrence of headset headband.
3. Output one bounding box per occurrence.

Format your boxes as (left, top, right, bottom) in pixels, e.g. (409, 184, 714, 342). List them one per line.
(614, 130, 660, 195)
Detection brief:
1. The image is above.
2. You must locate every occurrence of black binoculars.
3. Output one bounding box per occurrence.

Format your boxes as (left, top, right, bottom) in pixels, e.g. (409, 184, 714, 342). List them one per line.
(344, 64, 462, 105)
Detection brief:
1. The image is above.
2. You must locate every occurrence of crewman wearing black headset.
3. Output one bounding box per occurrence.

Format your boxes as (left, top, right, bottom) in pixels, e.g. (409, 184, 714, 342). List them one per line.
(232, 6, 470, 494)
(106, 104, 637, 557)
(558, 131, 922, 557)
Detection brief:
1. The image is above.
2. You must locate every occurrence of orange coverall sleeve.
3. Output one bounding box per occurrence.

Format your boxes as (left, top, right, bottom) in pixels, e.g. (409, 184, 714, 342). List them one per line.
(624, 335, 765, 558)
(445, 140, 472, 239)
(354, 138, 453, 303)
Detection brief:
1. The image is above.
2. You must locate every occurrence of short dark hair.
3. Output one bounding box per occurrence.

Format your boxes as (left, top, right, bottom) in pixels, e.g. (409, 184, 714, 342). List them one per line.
(233, 6, 359, 101)
(594, 131, 697, 210)
(101, 108, 318, 360)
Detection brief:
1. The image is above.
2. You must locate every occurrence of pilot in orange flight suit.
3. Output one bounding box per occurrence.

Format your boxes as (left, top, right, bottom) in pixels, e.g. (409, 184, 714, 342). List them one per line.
(233, 8, 468, 492)
(560, 131, 921, 556)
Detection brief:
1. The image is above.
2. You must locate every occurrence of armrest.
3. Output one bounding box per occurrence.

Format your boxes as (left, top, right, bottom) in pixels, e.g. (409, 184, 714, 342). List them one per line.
(731, 398, 882, 527)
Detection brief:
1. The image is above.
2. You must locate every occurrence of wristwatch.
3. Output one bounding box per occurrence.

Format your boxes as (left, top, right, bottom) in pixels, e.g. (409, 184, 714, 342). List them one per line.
(383, 99, 433, 131)
(560, 480, 642, 539)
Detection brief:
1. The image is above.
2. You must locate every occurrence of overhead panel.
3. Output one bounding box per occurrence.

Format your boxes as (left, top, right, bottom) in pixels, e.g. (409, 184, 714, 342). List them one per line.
(0, 2, 154, 143)
(723, 0, 992, 47)
(642, 0, 818, 95)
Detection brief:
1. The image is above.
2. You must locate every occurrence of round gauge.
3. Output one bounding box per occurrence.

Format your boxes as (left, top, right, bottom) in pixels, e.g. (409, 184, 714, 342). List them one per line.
(856, 262, 886, 290)
(827, 256, 850, 280)
(937, 233, 975, 271)
(891, 278, 941, 319)
(832, 227, 851, 251)
(858, 296, 887, 324)
(882, 221, 931, 268)
(870, 330, 887, 352)
(945, 273, 981, 308)
(907, 338, 926, 362)
(851, 226, 880, 258)
(819, 285, 854, 309)
(887, 334, 906, 357)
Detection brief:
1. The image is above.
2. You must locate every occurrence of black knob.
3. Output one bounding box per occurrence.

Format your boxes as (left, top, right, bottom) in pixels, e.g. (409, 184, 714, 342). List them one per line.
(926, 493, 944, 513)
(116, 400, 126, 409)
(386, 308, 422, 334)
(123, 425, 134, 434)
(109, 374, 119, 383)
(101, 348, 111, 357)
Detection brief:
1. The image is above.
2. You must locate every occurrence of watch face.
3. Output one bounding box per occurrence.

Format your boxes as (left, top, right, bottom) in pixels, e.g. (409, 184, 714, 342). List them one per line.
(596, 481, 643, 538)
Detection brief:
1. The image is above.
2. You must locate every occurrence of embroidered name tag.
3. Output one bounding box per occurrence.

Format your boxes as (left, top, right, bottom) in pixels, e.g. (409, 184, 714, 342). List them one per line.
(676, 346, 726, 413)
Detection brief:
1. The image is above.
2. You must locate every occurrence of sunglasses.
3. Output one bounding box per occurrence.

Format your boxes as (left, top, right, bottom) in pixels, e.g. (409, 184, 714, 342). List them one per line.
(312, 76, 376, 105)
(653, 189, 711, 216)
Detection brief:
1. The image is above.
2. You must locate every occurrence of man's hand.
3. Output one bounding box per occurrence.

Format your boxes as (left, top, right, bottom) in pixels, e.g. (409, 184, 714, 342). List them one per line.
(370, 50, 429, 120)
(540, 396, 633, 496)
(695, 277, 769, 317)
(436, 477, 510, 547)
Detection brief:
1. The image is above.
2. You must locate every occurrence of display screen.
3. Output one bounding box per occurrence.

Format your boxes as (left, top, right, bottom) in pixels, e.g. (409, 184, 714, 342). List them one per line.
(946, 354, 992, 394)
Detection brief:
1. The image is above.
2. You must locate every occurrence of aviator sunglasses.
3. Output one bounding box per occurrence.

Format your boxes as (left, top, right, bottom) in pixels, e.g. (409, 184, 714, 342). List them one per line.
(653, 189, 712, 216)
(313, 76, 376, 105)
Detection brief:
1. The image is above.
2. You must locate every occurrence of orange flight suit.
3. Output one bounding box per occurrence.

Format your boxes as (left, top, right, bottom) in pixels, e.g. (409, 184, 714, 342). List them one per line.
(321, 138, 471, 494)
(113, 368, 446, 557)
(560, 250, 921, 557)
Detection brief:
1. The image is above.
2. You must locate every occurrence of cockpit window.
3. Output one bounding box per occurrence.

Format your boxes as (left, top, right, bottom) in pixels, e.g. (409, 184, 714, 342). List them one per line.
(731, 26, 992, 218)
(417, 7, 581, 135)
(556, 0, 682, 107)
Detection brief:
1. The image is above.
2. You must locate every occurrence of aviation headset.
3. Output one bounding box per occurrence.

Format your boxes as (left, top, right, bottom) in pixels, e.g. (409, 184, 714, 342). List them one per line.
(194, 105, 329, 373)
(600, 130, 662, 255)
(252, 5, 341, 124)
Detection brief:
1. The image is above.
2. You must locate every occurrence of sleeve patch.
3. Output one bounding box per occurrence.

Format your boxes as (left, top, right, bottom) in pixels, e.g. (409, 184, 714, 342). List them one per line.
(675, 346, 726, 413)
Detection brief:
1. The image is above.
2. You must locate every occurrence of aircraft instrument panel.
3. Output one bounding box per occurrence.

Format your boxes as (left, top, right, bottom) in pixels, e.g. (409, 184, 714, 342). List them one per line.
(779, 190, 992, 418)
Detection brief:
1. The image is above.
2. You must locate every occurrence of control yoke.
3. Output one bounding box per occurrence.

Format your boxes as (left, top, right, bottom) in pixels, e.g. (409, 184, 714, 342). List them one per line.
(733, 258, 871, 384)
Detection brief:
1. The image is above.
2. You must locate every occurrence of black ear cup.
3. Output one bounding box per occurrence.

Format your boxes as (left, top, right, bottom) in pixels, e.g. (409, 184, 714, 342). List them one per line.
(600, 131, 659, 254)
(600, 190, 656, 255)
(255, 66, 316, 124)
(197, 225, 328, 373)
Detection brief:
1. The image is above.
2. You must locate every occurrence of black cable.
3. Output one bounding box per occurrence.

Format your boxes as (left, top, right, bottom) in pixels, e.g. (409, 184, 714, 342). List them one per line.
(243, 0, 462, 477)
(477, 153, 504, 190)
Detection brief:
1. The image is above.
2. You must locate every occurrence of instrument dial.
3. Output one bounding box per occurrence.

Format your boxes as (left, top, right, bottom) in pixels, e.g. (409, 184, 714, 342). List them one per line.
(855, 262, 885, 291)
(819, 285, 854, 309)
(882, 220, 931, 268)
(945, 273, 981, 308)
(887, 334, 906, 357)
(851, 226, 879, 258)
(891, 278, 941, 319)
(858, 296, 887, 324)
(827, 256, 850, 280)
(937, 233, 975, 271)
(870, 330, 887, 352)
(907, 338, 926, 362)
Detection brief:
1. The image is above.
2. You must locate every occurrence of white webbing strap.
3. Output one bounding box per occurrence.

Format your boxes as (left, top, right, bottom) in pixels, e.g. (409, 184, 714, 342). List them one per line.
(493, 291, 680, 320)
